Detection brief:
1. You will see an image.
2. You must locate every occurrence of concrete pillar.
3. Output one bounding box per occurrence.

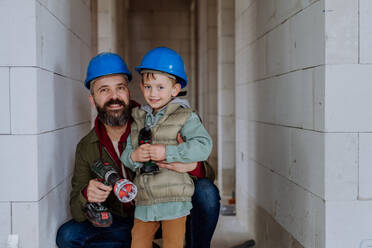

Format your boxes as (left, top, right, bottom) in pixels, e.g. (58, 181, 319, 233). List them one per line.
(189, 0, 197, 109)
(126, 0, 193, 105)
(217, 0, 235, 199)
(196, 0, 218, 174)
(0, 0, 91, 246)
(97, 0, 129, 59)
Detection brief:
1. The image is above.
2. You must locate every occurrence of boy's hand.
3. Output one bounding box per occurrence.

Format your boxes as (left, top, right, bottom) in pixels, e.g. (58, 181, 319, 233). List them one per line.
(131, 143, 151, 162)
(149, 144, 166, 161)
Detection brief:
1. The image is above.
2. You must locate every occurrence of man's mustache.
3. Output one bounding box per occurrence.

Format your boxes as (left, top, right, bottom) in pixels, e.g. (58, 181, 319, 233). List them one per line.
(103, 99, 126, 109)
(95, 97, 130, 127)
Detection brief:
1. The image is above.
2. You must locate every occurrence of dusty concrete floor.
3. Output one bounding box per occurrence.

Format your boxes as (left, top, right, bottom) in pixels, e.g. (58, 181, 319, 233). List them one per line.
(153, 214, 253, 248)
(211, 215, 253, 248)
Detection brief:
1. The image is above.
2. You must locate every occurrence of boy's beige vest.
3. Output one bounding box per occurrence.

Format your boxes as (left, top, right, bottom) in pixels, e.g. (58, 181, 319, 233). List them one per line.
(131, 103, 195, 206)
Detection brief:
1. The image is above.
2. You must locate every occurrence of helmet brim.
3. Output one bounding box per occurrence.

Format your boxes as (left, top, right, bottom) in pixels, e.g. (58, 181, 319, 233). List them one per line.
(84, 72, 132, 89)
(135, 66, 187, 88)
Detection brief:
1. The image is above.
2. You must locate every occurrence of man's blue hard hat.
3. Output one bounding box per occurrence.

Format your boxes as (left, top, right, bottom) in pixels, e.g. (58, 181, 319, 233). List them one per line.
(135, 47, 188, 88)
(84, 52, 132, 89)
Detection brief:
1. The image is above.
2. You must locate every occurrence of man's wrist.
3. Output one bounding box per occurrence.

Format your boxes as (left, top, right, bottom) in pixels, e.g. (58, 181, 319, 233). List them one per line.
(82, 185, 89, 201)
(130, 152, 136, 162)
(188, 161, 205, 178)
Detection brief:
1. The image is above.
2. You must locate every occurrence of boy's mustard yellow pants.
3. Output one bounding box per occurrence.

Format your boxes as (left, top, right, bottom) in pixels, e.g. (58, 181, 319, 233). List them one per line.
(131, 216, 187, 248)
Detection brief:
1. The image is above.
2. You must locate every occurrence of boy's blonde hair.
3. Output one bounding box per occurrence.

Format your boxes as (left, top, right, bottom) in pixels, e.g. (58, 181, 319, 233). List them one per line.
(140, 70, 178, 85)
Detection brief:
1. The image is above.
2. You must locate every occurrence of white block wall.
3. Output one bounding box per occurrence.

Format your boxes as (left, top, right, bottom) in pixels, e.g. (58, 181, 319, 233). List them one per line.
(323, 0, 372, 246)
(0, 0, 91, 246)
(0, 203, 11, 247)
(235, 0, 324, 246)
(235, 0, 372, 247)
(0, 68, 10, 133)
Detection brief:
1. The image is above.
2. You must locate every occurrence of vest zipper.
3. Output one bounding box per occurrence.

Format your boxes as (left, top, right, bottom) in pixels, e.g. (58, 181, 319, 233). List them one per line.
(143, 175, 157, 219)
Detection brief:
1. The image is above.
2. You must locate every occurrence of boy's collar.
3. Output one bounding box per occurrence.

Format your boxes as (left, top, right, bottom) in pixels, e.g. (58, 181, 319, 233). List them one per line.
(141, 97, 191, 114)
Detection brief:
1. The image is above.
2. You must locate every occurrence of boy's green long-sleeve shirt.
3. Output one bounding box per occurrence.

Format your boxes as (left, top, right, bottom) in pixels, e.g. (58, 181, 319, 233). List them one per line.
(122, 112, 212, 169)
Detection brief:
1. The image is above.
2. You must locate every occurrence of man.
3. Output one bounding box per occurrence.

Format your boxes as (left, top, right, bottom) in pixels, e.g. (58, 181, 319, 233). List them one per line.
(56, 52, 220, 248)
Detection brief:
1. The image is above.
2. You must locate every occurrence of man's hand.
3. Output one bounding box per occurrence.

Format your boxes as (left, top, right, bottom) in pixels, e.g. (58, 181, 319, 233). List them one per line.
(156, 161, 197, 173)
(176, 133, 184, 144)
(131, 143, 151, 162)
(155, 133, 197, 172)
(86, 179, 112, 203)
(149, 144, 166, 161)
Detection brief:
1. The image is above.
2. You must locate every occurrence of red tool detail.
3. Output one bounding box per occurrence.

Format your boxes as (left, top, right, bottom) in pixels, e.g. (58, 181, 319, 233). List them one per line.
(101, 212, 109, 220)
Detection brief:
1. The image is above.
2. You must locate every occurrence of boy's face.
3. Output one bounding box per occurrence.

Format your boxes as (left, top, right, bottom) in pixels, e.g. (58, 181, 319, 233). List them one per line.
(140, 73, 181, 111)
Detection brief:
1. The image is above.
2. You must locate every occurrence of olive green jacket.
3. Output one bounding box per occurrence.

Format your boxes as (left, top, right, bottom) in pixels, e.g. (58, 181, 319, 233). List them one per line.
(69, 127, 215, 222)
(69, 128, 134, 222)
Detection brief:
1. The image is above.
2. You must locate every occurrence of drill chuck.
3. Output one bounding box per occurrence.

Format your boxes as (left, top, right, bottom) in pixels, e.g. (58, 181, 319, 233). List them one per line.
(114, 179, 137, 202)
(92, 159, 137, 202)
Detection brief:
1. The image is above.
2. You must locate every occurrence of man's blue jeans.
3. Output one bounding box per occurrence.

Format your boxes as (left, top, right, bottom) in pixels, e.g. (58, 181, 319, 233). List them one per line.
(185, 179, 221, 248)
(56, 214, 133, 248)
(56, 178, 220, 248)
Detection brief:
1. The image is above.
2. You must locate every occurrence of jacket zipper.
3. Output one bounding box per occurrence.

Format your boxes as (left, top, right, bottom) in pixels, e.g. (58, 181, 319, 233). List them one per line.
(103, 147, 121, 171)
(102, 146, 130, 181)
(103, 146, 135, 208)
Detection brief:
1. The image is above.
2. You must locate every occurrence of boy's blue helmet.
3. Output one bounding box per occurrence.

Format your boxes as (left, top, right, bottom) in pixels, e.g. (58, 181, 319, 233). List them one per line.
(84, 52, 132, 89)
(135, 47, 188, 88)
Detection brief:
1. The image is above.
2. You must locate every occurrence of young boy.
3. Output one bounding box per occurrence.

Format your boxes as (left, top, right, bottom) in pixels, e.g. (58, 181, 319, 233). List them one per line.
(120, 47, 213, 248)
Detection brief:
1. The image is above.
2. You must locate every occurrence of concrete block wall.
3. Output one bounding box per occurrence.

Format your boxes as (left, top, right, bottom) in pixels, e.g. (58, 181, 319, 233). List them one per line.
(235, 0, 372, 247)
(127, 0, 193, 106)
(217, 0, 235, 198)
(0, 0, 91, 246)
(323, 0, 372, 247)
(235, 0, 326, 247)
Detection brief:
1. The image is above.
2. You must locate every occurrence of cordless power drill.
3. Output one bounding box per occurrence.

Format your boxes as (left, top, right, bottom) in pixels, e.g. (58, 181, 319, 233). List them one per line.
(85, 159, 137, 227)
(138, 127, 160, 174)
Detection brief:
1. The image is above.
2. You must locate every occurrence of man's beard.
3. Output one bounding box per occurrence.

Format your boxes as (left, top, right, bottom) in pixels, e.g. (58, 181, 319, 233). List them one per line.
(95, 98, 130, 127)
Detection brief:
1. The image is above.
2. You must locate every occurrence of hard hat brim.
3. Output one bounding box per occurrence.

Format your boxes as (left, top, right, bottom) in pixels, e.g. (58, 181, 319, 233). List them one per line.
(135, 66, 187, 88)
(84, 72, 132, 89)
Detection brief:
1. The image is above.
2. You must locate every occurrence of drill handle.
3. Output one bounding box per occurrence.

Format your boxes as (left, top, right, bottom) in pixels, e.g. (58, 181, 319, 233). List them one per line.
(138, 127, 152, 145)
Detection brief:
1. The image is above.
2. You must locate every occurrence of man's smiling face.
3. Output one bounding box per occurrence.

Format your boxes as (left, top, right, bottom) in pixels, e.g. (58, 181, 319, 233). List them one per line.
(89, 74, 131, 126)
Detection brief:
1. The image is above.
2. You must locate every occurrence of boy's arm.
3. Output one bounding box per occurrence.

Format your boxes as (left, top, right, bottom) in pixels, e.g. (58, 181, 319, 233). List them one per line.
(174, 133, 214, 180)
(120, 136, 143, 171)
(166, 112, 213, 163)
